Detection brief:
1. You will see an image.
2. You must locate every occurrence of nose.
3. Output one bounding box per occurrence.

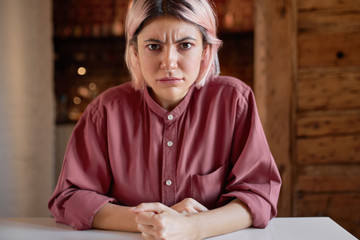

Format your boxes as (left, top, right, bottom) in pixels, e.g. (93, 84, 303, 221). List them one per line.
(160, 47, 178, 72)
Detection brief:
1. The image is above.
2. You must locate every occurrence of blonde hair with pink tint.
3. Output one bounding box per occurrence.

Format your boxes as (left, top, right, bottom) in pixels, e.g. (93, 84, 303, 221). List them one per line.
(125, 0, 222, 90)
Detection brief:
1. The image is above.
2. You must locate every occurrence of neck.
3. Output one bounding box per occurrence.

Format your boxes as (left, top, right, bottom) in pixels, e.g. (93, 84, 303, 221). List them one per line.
(148, 89, 182, 111)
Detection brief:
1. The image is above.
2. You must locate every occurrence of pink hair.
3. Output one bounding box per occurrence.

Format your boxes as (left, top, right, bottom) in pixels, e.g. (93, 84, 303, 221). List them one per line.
(125, 0, 222, 90)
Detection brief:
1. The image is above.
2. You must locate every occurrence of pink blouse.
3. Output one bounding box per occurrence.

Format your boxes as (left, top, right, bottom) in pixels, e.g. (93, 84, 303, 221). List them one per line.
(48, 76, 281, 230)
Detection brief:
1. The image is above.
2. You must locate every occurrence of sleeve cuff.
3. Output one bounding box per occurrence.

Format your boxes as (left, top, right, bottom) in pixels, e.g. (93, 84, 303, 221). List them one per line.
(64, 190, 117, 230)
(219, 191, 275, 228)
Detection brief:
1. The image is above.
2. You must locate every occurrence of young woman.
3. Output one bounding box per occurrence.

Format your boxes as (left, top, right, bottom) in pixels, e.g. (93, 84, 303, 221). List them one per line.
(49, 0, 282, 239)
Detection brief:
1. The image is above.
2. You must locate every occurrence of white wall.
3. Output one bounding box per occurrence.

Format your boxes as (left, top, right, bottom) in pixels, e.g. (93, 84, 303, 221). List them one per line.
(55, 124, 75, 180)
(0, 0, 54, 217)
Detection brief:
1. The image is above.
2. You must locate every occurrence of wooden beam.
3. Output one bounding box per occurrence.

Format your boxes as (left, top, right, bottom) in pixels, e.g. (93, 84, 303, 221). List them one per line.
(254, 0, 296, 217)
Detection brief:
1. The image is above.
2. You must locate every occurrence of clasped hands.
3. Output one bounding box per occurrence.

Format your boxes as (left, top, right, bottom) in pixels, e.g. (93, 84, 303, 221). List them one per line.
(130, 198, 208, 240)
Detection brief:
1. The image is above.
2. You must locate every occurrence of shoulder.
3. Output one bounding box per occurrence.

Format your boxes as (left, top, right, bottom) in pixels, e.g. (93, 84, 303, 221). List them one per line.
(199, 76, 257, 118)
(89, 81, 138, 107)
(83, 81, 140, 121)
(97, 81, 138, 104)
(203, 75, 253, 102)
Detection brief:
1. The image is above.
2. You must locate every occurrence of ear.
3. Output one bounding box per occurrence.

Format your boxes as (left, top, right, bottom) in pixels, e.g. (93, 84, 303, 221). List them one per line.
(130, 44, 140, 67)
(128, 44, 145, 89)
(133, 45, 139, 59)
(201, 43, 210, 61)
(196, 44, 212, 84)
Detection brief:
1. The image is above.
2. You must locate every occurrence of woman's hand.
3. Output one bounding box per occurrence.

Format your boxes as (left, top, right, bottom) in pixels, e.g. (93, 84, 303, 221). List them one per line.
(171, 198, 208, 214)
(130, 202, 200, 240)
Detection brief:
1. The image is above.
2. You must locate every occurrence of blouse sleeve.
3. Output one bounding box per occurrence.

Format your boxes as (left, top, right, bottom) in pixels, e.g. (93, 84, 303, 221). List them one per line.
(48, 102, 117, 230)
(218, 88, 282, 228)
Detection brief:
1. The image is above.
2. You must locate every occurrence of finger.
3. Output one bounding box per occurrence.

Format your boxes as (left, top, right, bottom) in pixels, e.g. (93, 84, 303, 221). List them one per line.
(131, 202, 169, 214)
(181, 211, 195, 215)
(139, 223, 168, 240)
(177, 198, 208, 213)
(178, 206, 199, 214)
(135, 212, 156, 226)
(181, 209, 198, 214)
(141, 232, 156, 240)
(185, 198, 208, 212)
(138, 224, 158, 237)
(193, 201, 208, 212)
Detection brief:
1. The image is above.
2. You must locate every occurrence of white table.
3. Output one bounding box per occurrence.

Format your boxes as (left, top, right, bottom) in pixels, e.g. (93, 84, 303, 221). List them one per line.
(0, 217, 357, 240)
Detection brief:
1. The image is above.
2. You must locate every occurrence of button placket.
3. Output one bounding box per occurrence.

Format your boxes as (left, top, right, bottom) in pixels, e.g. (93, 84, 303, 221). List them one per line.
(161, 114, 177, 206)
(166, 180, 172, 186)
(167, 114, 174, 121)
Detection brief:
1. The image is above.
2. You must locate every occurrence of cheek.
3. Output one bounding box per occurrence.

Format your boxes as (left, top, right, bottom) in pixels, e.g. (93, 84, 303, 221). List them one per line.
(183, 54, 202, 75)
(139, 54, 157, 75)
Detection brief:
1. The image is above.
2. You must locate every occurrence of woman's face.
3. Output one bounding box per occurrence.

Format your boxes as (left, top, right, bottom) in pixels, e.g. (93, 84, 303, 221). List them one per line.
(136, 17, 205, 110)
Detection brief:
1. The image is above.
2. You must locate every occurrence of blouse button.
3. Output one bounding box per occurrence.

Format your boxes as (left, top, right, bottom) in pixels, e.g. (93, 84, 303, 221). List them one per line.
(167, 141, 173, 147)
(167, 114, 174, 120)
(166, 180, 172, 186)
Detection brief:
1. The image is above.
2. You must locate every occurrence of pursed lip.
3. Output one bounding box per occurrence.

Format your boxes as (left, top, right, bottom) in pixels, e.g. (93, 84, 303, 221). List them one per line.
(157, 77, 183, 83)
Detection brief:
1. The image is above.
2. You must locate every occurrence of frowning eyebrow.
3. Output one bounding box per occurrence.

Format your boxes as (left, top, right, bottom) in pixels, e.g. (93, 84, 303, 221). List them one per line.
(144, 37, 197, 43)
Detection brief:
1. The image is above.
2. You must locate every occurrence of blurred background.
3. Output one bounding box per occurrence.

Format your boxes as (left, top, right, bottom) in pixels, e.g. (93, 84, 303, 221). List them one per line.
(0, 0, 359, 238)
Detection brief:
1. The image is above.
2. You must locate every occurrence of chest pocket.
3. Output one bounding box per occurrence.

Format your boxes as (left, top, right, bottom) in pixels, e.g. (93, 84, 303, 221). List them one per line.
(190, 164, 227, 209)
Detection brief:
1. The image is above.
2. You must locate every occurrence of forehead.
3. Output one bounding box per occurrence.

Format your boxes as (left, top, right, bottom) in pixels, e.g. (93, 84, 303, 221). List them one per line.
(138, 16, 202, 40)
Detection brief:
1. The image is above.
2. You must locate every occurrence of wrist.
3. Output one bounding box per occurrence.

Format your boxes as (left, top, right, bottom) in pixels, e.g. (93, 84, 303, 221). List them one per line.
(187, 213, 206, 240)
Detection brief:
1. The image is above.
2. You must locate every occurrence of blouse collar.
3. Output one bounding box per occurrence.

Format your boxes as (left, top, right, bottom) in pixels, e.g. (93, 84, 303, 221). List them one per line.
(143, 84, 195, 120)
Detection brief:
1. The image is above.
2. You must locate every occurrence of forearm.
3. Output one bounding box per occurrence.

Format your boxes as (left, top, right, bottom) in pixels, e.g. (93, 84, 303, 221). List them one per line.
(190, 199, 252, 239)
(92, 203, 139, 232)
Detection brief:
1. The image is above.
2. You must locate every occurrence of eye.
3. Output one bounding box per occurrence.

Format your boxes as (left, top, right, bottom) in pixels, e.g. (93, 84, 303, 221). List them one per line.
(179, 42, 193, 50)
(147, 44, 161, 51)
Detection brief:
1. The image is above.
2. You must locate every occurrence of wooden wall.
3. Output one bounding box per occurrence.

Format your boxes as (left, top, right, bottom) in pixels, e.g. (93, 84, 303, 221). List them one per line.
(295, 0, 360, 237)
(255, 0, 360, 238)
